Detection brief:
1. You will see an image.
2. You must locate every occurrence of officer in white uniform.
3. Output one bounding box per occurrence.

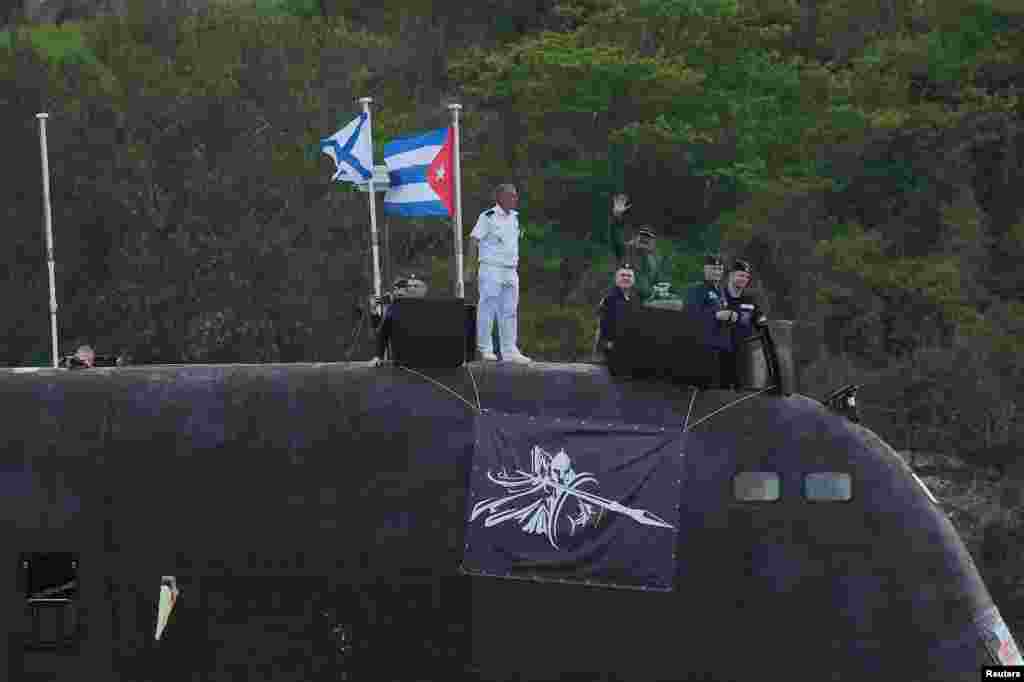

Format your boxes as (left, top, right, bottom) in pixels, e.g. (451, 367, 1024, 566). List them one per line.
(465, 183, 531, 363)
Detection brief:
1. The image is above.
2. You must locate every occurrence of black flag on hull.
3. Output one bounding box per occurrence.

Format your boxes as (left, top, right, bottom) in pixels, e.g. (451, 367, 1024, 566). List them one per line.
(462, 412, 684, 591)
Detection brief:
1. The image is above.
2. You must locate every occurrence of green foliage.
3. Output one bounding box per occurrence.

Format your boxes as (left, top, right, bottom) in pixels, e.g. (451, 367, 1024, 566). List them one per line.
(815, 222, 984, 335)
(520, 219, 556, 249)
(10, 23, 98, 65)
(926, 1, 1010, 82)
(616, 47, 830, 191)
(543, 158, 618, 185)
(455, 20, 831, 192)
(0, 0, 1022, 381)
(451, 29, 703, 133)
(204, 0, 320, 19)
(250, 0, 324, 19)
(521, 219, 606, 263)
(818, 156, 925, 199)
(634, 0, 742, 19)
(519, 302, 595, 360)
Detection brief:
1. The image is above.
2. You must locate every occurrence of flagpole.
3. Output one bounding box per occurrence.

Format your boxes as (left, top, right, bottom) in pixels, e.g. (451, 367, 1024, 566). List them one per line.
(37, 113, 59, 368)
(358, 96, 382, 301)
(447, 103, 464, 299)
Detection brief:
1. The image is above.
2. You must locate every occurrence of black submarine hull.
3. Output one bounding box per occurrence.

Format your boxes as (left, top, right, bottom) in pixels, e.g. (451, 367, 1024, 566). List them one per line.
(1, 361, 1018, 681)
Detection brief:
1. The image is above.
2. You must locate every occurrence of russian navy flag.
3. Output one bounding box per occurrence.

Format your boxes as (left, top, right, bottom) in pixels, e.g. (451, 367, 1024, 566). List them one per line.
(320, 114, 374, 183)
(462, 412, 685, 591)
(383, 127, 454, 217)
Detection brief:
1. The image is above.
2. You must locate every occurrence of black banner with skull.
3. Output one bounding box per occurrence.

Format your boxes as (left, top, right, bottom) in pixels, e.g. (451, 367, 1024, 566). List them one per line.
(462, 411, 684, 591)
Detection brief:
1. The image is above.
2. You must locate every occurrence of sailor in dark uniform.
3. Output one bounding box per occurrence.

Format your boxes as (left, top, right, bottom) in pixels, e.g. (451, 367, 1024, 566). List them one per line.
(685, 254, 731, 381)
(371, 275, 428, 366)
(685, 253, 727, 312)
(596, 264, 639, 360)
(719, 259, 768, 388)
(686, 256, 768, 388)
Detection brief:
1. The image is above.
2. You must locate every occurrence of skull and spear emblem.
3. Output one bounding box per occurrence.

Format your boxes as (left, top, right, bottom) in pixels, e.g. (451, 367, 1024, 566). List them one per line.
(470, 445, 675, 550)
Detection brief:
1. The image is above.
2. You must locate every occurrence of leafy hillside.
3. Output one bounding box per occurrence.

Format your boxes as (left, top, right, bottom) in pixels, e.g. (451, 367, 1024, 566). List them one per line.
(3, 0, 1024, 635)
(3, 1, 1023, 454)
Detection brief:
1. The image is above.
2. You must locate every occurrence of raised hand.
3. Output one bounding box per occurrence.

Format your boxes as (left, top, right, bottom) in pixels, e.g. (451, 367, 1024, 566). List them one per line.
(611, 193, 631, 218)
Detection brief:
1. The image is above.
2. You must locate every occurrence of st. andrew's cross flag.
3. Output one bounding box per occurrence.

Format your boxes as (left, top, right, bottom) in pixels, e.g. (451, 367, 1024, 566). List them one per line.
(462, 411, 685, 591)
(383, 127, 454, 217)
(320, 113, 374, 183)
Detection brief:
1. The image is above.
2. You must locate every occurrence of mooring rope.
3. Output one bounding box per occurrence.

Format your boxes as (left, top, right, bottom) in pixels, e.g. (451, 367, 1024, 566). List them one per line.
(396, 363, 481, 414)
(684, 385, 775, 432)
(682, 386, 699, 432)
(465, 364, 482, 412)
(398, 361, 768, 427)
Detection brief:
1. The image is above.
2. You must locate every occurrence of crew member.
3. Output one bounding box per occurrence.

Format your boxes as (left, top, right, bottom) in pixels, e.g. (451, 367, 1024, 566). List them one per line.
(685, 253, 726, 311)
(596, 264, 639, 360)
(64, 344, 96, 369)
(719, 259, 768, 388)
(371, 275, 427, 367)
(465, 183, 531, 363)
(625, 226, 665, 302)
(685, 254, 731, 384)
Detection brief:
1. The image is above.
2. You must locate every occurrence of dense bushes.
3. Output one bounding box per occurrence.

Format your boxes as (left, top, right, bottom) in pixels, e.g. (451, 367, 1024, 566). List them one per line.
(2, 0, 1023, 472)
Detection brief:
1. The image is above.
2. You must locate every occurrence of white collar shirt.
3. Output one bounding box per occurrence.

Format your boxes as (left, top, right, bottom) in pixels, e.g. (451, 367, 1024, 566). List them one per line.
(471, 204, 519, 268)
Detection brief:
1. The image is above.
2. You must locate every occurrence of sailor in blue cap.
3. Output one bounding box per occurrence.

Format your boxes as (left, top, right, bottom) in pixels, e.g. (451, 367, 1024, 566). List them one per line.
(684, 254, 730, 380)
(685, 253, 726, 310)
(718, 259, 768, 388)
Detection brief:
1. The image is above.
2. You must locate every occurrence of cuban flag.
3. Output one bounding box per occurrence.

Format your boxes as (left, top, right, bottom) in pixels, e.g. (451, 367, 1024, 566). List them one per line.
(382, 127, 454, 217)
(320, 113, 373, 183)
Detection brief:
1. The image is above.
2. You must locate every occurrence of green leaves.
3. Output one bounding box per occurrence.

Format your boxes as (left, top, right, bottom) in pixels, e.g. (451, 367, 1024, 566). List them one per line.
(1, 0, 1022, 372)
(455, 29, 701, 121)
(521, 219, 605, 262)
(926, 1, 1012, 82)
(815, 220, 985, 336)
(8, 23, 99, 66)
(634, 0, 742, 19)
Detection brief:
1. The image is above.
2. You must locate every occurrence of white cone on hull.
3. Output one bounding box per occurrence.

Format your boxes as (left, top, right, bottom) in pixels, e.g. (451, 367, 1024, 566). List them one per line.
(155, 576, 179, 641)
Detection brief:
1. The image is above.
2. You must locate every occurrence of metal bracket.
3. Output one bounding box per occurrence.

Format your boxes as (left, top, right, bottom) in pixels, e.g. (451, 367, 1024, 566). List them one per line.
(821, 383, 862, 423)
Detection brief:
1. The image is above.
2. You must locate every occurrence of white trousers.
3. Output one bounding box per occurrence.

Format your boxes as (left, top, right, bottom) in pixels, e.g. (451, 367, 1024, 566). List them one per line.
(477, 263, 520, 355)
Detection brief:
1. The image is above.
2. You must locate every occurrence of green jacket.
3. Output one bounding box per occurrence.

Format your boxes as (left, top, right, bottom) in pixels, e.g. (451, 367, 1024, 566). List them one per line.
(632, 252, 669, 302)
